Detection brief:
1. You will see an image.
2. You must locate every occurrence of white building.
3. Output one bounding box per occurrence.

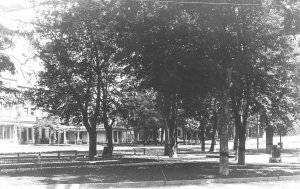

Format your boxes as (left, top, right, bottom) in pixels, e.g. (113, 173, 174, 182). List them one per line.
(0, 63, 134, 145)
(0, 62, 43, 145)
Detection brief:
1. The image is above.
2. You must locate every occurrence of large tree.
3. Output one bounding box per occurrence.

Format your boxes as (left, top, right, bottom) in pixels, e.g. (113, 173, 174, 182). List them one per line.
(28, 0, 122, 158)
(228, 1, 299, 164)
(117, 1, 215, 157)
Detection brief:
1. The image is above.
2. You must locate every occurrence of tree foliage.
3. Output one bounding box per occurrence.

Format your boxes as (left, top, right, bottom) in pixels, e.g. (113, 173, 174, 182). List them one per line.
(28, 0, 123, 158)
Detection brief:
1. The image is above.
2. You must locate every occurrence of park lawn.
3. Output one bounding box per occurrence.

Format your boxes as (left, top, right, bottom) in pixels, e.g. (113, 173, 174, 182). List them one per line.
(1, 160, 300, 185)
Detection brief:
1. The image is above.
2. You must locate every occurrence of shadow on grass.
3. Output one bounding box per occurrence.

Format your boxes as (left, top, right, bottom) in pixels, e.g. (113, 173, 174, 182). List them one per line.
(1, 160, 300, 186)
(246, 148, 300, 155)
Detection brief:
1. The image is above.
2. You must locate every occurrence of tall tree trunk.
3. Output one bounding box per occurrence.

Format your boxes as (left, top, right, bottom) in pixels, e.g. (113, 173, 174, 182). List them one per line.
(103, 126, 113, 157)
(219, 99, 230, 176)
(231, 93, 247, 165)
(200, 120, 205, 151)
(219, 68, 232, 177)
(168, 94, 178, 157)
(209, 112, 218, 152)
(233, 128, 239, 158)
(233, 128, 238, 150)
(164, 127, 170, 156)
(134, 128, 138, 143)
(183, 127, 186, 145)
(237, 126, 246, 165)
(265, 126, 274, 154)
(238, 96, 249, 165)
(88, 126, 97, 159)
(169, 122, 177, 157)
(103, 114, 113, 157)
(194, 130, 199, 144)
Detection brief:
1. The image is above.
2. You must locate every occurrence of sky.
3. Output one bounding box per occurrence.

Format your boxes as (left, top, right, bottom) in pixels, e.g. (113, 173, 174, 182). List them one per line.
(0, 0, 42, 86)
(0, 0, 34, 30)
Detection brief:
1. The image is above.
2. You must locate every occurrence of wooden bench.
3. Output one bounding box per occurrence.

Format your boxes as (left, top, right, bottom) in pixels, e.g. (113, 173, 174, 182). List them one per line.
(133, 147, 146, 155)
(0, 150, 85, 171)
(206, 154, 235, 158)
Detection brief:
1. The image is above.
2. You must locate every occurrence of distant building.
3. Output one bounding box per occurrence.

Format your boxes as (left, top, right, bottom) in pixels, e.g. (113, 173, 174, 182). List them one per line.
(0, 63, 43, 145)
(0, 61, 134, 145)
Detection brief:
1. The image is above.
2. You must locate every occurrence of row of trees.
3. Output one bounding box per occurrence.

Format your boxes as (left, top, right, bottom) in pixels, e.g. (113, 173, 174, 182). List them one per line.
(25, 0, 300, 176)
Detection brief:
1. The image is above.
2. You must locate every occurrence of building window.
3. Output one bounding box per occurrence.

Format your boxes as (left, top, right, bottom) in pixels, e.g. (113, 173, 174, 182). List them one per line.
(28, 128, 32, 140)
(0, 126, 13, 139)
(42, 128, 46, 139)
(113, 131, 118, 142)
(118, 131, 122, 140)
(5, 126, 9, 139)
(31, 108, 35, 116)
(24, 108, 29, 116)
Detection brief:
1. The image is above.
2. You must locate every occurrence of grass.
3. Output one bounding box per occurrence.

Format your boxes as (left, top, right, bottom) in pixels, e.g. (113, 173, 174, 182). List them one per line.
(0, 136, 299, 186)
(0, 157, 300, 185)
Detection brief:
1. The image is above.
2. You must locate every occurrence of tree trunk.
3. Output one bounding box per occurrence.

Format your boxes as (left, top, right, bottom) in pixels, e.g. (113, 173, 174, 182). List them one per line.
(169, 124, 177, 157)
(200, 121, 205, 151)
(219, 67, 232, 177)
(233, 129, 238, 150)
(188, 130, 191, 144)
(219, 101, 230, 176)
(183, 127, 186, 145)
(194, 130, 199, 144)
(237, 128, 246, 165)
(164, 127, 170, 156)
(266, 126, 274, 154)
(103, 125, 113, 157)
(88, 126, 97, 160)
(231, 93, 247, 165)
(134, 129, 138, 144)
(209, 112, 218, 152)
(233, 129, 239, 158)
(219, 110, 229, 176)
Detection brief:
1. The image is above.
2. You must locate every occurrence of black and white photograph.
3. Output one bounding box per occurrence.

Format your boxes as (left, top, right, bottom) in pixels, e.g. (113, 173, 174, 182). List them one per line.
(0, 0, 299, 188)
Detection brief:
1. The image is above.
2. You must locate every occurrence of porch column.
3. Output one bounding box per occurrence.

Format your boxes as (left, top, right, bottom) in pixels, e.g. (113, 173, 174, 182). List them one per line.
(77, 132, 80, 144)
(3, 126, 5, 139)
(116, 131, 119, 143)
(9, 126, 12, 139)
(32, 127, 35, 144)
(13, 125, 18, 144)
(26, 128, 29, 143)
(57, 131, 60, 145)
(63, 130, 67, 144)
(2, 126, 4, 140)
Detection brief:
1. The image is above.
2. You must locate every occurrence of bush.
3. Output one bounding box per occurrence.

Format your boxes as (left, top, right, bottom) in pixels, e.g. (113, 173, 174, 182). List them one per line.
(40, 138, 49, 144)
